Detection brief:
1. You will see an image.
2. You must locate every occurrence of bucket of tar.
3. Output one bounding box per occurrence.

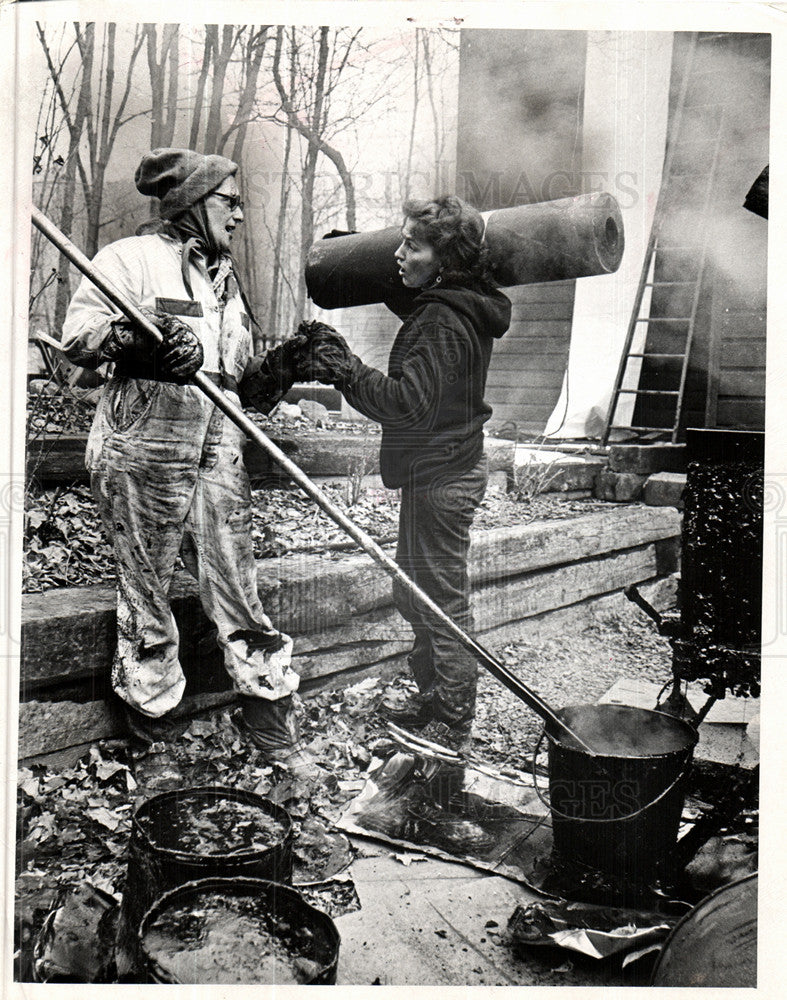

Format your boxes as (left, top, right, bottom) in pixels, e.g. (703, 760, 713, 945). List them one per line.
(538, 704, 698, 881)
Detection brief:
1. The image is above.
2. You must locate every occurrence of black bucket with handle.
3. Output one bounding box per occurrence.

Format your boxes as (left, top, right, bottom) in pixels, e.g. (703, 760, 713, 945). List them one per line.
(540, 704, 698, 880)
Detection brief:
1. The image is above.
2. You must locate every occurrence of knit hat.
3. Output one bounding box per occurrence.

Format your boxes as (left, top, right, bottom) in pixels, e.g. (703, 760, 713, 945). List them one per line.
(135, 148, 238, 220)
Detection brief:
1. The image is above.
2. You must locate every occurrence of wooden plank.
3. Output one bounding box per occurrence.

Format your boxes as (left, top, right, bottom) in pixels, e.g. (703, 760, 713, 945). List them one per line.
(488, 354, 567, 374)
(504, 281, 576, 303)
(21, 508, 679, 690)
(487, 386, 565, 406)
(717, 370, 766, 397)
(721, 342, 766, 367)
(472, 544, 661, 629)
(469, 506, 680, 585)
(492, 333, 569, 356)
(18, 691, 237, 760)
(486, 369, 566, 389)
(720, 314, 766, 338)
(510, 301, 575, 321)
(501, 319, 572, 339)
(716, 399, 765, 428)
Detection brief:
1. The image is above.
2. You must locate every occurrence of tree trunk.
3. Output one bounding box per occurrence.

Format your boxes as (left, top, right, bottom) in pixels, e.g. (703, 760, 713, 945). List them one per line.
(189, 29, 214, 150)
(404, 29, 420, 203)
(54, 23, 94, 333)
(204, 25, 235, 154)
(146, 24, 178, 149)
(227, 26, 269, 161)
(163, 26, 179, 146)
(269, 33, 295, 343)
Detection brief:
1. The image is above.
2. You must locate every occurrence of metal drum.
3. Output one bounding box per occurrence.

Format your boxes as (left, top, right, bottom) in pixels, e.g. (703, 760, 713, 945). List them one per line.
(650, 873, 757, 987)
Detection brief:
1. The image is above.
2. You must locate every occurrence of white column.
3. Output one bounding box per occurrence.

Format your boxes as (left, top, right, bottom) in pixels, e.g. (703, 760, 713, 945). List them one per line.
(545, 31, 673, 439)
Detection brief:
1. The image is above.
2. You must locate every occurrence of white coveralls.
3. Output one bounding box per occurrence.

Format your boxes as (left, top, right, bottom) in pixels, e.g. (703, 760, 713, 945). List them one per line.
(62, 233, 299, 717)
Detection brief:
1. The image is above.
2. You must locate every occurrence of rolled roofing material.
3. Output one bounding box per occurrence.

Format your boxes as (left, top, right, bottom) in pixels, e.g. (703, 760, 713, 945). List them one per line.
(305, 191, 624, 311)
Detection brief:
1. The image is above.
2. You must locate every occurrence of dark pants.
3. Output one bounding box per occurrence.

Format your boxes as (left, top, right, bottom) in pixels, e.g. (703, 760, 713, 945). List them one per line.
(393, 457, 488, 726)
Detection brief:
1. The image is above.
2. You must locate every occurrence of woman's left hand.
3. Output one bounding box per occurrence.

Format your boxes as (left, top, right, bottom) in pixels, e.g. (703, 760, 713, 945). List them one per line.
(296, 320, 355, 385)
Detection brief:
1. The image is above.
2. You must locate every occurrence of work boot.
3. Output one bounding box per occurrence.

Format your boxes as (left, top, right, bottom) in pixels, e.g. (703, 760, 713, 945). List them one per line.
(237, 695, 320, 781)
(419, 718, 473, 754)
(381, 692, 434, 730)
(120, 701, 191, 746)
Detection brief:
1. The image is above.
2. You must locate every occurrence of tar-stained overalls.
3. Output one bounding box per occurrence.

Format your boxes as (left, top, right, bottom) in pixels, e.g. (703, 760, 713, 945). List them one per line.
(62, 233, 299, 717)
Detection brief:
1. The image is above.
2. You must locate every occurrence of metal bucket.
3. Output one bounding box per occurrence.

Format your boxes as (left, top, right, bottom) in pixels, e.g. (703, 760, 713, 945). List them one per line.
(117, 786, 293, 977)
(651, 873, 757, 986)
(139, 877, 340, 985)
(545, 704, 698, 880)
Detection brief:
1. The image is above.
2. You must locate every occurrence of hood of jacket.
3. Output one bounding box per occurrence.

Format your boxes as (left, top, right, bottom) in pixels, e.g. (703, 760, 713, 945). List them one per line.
(413, 283, 511, 339)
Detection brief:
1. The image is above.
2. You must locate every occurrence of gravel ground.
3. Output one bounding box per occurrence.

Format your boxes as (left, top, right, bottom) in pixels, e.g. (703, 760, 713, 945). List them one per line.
(468, 599, 674, 772)
(373, 595, 675, 774)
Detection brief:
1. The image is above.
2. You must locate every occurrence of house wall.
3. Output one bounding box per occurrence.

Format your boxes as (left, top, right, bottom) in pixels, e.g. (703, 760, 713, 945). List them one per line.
(455, 29, 588, 437)
(633, 31, 770, 435)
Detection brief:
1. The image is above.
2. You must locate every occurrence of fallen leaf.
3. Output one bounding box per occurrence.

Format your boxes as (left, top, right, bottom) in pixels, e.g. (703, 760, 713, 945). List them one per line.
(86, 807, 122, 832)
(20, 778, 41, 799)
(95, 761, 126, 782)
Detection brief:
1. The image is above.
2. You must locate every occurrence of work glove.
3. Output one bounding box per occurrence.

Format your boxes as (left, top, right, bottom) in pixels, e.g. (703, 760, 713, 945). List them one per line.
(239, 335, 309, 414)
(102, 310, 204, 384)
(296, 320, 356, 387)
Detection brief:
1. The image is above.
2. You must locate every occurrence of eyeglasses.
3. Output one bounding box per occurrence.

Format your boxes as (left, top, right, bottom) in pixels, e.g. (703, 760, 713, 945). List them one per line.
(211, 192, 244, 212)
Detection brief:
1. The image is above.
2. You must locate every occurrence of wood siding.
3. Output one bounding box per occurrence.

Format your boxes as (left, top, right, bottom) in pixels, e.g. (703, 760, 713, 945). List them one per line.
(633, 31, 769, 435)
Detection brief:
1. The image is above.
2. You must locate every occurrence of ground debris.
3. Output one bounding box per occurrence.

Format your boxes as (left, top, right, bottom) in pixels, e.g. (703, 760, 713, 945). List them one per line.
(24, 477, 616, 593)
(33, 882, 119, 983)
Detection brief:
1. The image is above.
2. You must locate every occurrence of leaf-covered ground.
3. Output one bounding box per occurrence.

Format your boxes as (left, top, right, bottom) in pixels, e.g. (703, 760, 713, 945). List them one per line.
(14, 672, 413, 979)
(22, 481, 610, 593)
(15, 601, 680, 981)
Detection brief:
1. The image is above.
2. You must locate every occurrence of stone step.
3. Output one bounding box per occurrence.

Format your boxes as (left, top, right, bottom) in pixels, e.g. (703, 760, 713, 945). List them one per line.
(19, 577, 680, 762)
(21, 507, 681, 692)
(643, 472, 687, 509)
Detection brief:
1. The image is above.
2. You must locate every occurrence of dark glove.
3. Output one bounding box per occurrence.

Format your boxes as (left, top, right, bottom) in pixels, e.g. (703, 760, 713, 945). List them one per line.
(239, 335, 309, 413)
(296, 320, 355, 387)
(103, 310, 204, 383)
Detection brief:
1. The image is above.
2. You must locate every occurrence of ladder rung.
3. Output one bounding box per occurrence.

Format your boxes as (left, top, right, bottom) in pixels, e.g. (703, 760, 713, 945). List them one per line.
(618, 389, 680, 396)
(627, 353, 686, 359)
(635, 317, 690, 323)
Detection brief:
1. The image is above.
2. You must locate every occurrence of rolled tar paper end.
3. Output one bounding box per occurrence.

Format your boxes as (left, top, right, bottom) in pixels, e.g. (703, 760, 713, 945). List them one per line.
(305, 191, 625, 310)
(743, 164, 768, 219)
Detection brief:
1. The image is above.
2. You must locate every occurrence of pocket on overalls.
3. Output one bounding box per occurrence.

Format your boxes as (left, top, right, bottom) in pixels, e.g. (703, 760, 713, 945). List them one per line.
(107, 377, 159, 432)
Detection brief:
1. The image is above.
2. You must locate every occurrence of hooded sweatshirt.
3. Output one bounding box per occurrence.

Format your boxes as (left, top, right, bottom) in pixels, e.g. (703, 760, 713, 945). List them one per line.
(341, 283, 511, 489)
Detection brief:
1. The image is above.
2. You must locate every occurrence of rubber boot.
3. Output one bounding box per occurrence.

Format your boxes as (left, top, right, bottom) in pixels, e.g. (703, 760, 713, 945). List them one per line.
(238, 695, 318, 780)
(118, 697, 191, 746)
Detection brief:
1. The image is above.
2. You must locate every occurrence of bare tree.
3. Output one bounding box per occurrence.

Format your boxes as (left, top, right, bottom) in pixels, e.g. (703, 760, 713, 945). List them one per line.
(144, 24, 179, 148)
(203, 25, 237, 154)
(80, 23, 146, 258)
(39, 22, 94, 331)
(224, 27, 270, 162)
(189, 29, 214, 150)
(37, 22, 146, 326)
(271, 25, 362, 316)
(267, 27, 297, 342)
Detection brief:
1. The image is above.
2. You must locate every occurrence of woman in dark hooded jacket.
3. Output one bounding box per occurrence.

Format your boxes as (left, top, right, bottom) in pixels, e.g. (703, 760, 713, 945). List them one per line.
(301, 196, 511, 745)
